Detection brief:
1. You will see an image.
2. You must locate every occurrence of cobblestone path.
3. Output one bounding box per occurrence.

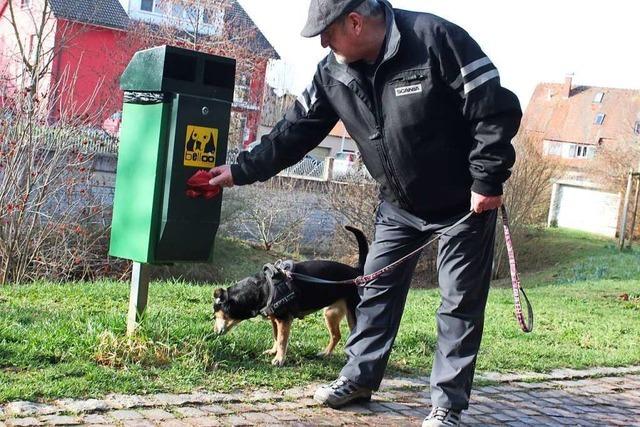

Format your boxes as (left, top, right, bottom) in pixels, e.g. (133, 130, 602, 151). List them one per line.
(2, 367, 639, 426)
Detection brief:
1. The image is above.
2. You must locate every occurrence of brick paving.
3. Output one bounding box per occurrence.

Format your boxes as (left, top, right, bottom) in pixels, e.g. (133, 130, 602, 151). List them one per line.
(1, 367, 639, 426)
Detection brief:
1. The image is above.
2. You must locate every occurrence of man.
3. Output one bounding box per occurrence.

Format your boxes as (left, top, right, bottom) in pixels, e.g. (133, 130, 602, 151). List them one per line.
(209, 0, 521, 425)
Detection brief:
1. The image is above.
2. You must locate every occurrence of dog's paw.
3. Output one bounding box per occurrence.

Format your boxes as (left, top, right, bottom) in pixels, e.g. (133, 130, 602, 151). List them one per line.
(262, 348, 277, 356)
(271, 356, 286, 366)
(316, 350, 333, 358)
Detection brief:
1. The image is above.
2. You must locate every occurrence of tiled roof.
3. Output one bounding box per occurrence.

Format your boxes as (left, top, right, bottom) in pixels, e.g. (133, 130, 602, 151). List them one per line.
(329, 121, 352, 139)
(522, 81, 640, 146)
(226, 1, 279, 59)
(49, 0, 129, 30)
(46, 1, 276, 58)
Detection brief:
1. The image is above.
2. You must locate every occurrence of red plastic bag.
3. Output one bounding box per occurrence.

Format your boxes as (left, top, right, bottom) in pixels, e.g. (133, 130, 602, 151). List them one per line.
(185, 170, 221, 199)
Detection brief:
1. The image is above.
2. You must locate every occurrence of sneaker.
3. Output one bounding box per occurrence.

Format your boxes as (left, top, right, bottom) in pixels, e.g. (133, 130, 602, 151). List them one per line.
(422, 407, 462, 427)
(313, 376, 372, 408)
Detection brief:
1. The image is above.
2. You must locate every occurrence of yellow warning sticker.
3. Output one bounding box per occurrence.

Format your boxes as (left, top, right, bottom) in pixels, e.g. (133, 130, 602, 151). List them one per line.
(184, 125, 218, 168)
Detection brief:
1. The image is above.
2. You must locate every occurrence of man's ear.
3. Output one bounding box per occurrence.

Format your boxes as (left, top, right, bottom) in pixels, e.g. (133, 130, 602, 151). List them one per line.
(346, 12, 364, 35)
(213, 288, 227, 304)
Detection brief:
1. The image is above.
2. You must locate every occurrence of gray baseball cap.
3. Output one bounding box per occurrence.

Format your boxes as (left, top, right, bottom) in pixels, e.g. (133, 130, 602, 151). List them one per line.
(301, 0, 367, 38)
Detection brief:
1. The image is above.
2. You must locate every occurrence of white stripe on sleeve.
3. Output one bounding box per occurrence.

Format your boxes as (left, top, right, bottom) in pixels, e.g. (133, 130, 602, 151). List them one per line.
(463, 69, 499, 94)
(297, 84, 319, 114)
(460, 57, 492, 77)
(449, 73, 463, 92)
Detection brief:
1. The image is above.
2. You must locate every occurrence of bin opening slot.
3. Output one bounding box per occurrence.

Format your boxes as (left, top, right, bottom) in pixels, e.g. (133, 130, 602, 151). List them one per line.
(203, 60, 235, 89)
(165, 52, 197, 82)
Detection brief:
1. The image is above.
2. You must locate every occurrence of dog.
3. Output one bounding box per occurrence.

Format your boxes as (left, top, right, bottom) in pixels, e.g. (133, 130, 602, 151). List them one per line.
(213, 226, 368, 366)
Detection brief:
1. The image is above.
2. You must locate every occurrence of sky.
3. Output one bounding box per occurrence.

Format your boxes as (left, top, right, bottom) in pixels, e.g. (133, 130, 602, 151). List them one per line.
(237, 0, 639, 107)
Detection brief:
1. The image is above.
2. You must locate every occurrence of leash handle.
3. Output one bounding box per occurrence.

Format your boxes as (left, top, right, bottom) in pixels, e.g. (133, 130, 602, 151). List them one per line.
(500, 205, 534, 333)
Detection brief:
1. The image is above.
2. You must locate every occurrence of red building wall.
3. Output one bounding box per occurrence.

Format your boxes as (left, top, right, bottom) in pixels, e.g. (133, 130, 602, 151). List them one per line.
(49, 20, 140, 124)
(1, 2, 273, 143)
(242, 57, 268, 146)
(50, 19, 269, 144)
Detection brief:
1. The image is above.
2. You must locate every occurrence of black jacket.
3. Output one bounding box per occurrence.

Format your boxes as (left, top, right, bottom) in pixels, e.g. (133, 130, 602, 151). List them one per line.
(231, 1, 522, 221)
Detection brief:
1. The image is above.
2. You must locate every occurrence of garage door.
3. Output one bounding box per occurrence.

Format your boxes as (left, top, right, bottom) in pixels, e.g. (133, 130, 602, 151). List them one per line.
(555, 184, 620, 237)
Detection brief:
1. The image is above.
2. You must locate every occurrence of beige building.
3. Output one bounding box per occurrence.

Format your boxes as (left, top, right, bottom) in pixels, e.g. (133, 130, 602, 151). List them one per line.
(521, 74, 640, 236)
(254, 121, 357, 161)
(258, 87, 357, 161)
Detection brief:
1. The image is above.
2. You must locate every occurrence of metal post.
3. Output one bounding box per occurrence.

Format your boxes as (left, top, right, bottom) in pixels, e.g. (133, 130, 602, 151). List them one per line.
(324, 157, 334, 182)
(127, 262, 151, 336)
(547, 182, 559, 227)
(628, 175, 640, 248)
(619, 172, 633, 250)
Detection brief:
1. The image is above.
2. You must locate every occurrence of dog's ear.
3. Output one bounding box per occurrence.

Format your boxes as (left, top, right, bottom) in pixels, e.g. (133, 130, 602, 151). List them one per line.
(213, 288, 227, 305)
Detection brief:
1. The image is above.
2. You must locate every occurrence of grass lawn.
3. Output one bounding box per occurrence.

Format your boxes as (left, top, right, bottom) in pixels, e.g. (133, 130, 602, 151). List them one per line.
(505, 227, 611, 274)
(1, 232, 639, 402)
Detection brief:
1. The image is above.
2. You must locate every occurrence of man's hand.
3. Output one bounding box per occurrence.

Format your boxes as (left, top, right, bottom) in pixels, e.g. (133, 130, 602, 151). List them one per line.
(471, 191, 502, 214)
(209, 165, 235, 188)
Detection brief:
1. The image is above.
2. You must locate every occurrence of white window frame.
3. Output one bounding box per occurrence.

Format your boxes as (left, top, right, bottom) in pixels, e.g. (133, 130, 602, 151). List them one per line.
(593, 92, 604, 103)
(233, 73, 251, 104)
(575, 145, 588, 158)
(594, 113, 605, 125)
(543, 140, 562, 156)
(136, 0, 224, 34)
(556, 142, 594, 159)
(140, 0, 154, 12)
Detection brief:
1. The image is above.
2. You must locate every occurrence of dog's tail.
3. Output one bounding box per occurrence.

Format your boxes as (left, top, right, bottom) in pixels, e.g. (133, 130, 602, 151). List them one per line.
(344, 226, 369, 273)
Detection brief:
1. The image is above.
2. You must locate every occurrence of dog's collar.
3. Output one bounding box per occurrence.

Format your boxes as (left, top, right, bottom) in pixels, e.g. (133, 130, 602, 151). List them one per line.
(263, 260, 294, 282)
(257, 260, 297, 318)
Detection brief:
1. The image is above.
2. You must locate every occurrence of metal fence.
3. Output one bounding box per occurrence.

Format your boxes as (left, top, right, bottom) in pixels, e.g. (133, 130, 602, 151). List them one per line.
(228, 148, 326, 180)
(280, 156, 326, 180)
(225, 146, 377, 183)
(1, 121, 118, 155)
(42, 128, 119, 154)
(226, 147, 240, 164)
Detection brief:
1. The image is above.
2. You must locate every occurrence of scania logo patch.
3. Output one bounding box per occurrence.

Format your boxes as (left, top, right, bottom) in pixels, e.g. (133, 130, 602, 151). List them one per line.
(395, 84, 422, 97)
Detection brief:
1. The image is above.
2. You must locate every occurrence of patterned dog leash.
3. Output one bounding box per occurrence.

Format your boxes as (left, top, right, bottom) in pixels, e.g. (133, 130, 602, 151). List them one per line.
(499, 205, 534, 333)
(287, 205, 533, 333)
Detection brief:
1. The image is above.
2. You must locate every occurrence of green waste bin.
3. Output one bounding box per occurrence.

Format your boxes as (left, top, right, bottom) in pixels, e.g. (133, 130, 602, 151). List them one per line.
(109, 45, 236, 264)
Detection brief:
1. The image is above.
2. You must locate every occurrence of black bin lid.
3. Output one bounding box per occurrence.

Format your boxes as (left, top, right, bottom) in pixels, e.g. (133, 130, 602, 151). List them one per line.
(120, 45, 236, 102)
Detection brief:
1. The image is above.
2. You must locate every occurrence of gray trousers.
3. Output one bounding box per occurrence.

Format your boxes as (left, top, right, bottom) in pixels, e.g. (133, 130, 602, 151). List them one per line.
(339, 201, 497, 410)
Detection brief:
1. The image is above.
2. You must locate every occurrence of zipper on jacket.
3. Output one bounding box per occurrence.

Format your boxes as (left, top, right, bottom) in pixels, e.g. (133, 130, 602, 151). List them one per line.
(373, 100, 411, 208)
(368, 36, 413, 210)
(371, 94, 412, 210)
(376, 123, 412, 209)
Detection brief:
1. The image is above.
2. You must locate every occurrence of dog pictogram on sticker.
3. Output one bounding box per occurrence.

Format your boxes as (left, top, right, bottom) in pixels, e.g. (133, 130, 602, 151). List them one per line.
(184, 125, 218, 168)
